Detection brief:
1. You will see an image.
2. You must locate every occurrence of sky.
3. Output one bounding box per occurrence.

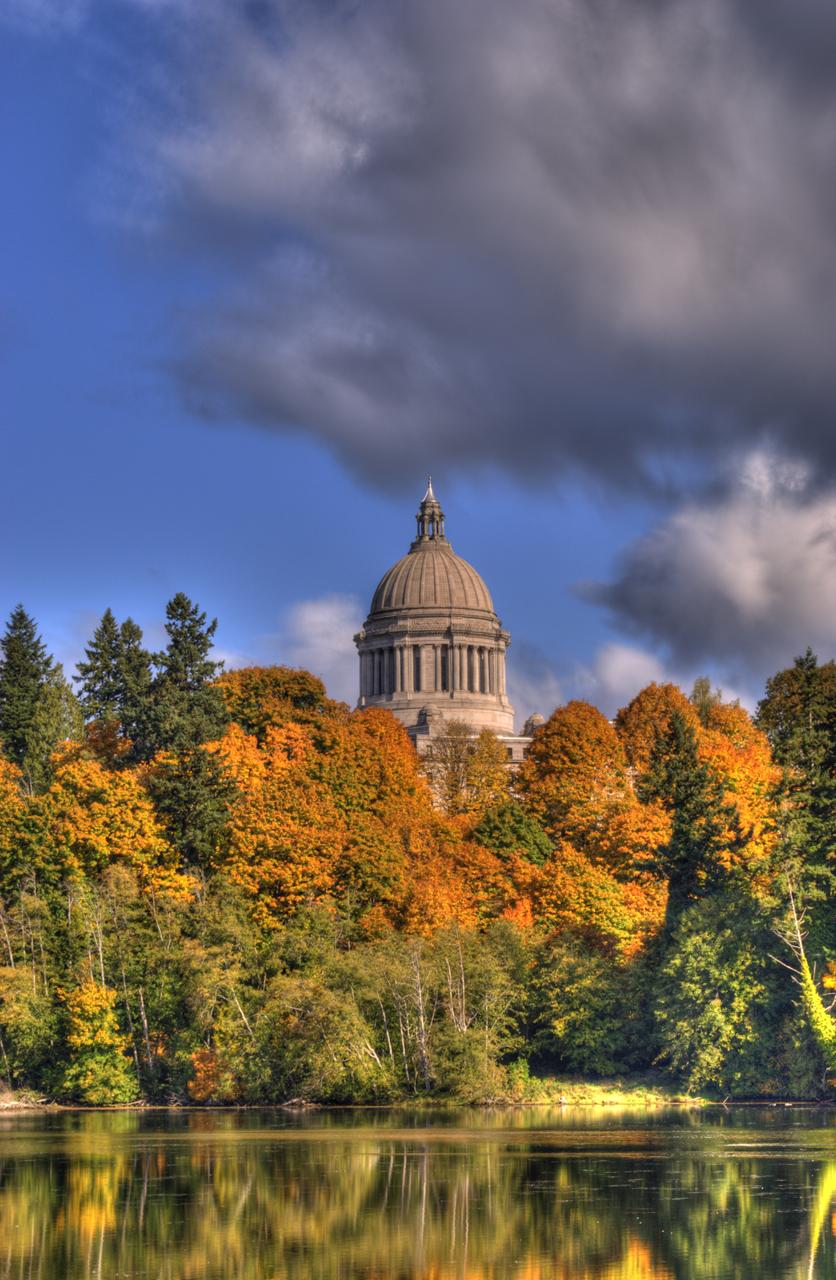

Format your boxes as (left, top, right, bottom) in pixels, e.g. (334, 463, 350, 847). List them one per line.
(5, 0, 836, 727)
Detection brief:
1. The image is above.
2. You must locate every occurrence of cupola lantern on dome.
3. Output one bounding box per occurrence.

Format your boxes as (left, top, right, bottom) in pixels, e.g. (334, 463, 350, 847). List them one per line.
(413, 477, 446, 544)
(354, 480, 532, 759)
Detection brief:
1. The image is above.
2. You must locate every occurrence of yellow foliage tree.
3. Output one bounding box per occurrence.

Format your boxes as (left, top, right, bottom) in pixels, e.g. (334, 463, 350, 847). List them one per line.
(11, 746, 188, 897)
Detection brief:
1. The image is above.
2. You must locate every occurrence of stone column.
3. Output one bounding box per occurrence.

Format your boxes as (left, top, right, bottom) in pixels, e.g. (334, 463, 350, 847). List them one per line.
(434, 645, 440, 691)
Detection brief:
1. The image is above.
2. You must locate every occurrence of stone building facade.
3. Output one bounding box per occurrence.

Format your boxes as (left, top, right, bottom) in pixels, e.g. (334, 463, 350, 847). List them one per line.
(354, 481, 541, 760)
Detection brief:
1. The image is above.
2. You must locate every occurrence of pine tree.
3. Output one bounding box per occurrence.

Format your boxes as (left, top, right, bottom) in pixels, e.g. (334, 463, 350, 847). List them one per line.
(0, 605, 53, 765)
(21, 663, 84, 795)
(130, 593, 229, 760)
(150, 748, 238, 869)
(75, 610, 152, 727)
(130, 594, 234, 868)
(639, 710, 746, 929)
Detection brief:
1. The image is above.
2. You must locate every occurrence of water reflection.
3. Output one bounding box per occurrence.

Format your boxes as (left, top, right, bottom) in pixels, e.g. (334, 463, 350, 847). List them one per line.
(1, 1108, 836, 1278)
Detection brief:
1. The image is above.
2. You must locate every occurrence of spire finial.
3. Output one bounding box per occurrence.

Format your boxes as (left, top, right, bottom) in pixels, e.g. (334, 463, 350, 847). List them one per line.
(413, 476, 446, 545)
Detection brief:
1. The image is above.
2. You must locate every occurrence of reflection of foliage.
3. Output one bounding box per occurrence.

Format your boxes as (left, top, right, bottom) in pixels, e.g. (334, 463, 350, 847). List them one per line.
(0, 1111, 830, 1280)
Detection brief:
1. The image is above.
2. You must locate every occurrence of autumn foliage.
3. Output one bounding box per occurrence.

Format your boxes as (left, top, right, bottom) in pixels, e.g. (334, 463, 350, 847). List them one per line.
(0, 644, 818, 1103)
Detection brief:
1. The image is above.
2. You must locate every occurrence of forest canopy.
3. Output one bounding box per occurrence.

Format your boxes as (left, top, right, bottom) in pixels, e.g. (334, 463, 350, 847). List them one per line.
(0, 599, 833, 1105)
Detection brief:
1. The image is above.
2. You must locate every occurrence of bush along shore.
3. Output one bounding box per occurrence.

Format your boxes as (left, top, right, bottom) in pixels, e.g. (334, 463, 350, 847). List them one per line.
(2, 599, 836, 1105)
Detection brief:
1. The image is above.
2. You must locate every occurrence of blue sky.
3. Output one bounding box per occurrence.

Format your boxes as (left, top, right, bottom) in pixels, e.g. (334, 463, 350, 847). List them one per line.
(6, 0, 836, 725)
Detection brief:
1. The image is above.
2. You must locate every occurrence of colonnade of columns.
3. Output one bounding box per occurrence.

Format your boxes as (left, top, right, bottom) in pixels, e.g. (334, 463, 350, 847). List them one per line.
(359, 641, 507, 699)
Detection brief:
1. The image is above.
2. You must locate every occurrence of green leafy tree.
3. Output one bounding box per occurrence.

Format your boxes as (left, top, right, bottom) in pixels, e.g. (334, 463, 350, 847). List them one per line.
(75, 609, 152, 727)
(639, 710, 746, 929)
(690, 675, 738, 726)
(0, 965, 57, 1088)
(654, 895, 776, 1094)
(471, 800, 553, 866)
(20, 664, 84, 795)
(0, 606, 52, 765)
(59, 978, 139, 1105)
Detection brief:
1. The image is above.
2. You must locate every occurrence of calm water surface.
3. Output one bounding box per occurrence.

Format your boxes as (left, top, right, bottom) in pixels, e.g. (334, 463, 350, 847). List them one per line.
(3, 1106, 836, 1278)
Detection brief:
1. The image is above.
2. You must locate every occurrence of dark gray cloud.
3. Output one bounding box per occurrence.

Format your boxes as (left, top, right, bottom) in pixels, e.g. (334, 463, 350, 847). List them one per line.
(581, 452, 836, 683)
(88, 0, 836, 492)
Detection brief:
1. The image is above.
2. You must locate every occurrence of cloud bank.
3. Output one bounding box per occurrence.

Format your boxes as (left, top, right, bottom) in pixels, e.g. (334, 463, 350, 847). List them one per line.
(585, 452, 836, 687)
(71, 0, 836, 492)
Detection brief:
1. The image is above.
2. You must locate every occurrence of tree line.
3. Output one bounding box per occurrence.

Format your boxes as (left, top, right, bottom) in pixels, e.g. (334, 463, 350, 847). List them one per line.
(0, 598, 835, 1103)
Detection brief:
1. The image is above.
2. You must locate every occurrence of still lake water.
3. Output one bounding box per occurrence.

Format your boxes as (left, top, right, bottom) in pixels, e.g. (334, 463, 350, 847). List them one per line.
(3, 1107, 836, 1279)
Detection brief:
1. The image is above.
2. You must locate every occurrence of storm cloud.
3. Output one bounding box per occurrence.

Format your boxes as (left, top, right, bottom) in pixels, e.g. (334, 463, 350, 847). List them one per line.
(87, 0, 836, 492)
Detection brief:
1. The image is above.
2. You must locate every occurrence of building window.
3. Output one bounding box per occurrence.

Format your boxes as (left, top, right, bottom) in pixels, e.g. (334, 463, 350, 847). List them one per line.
(440, 650, 448, 692)
(413, 646, 421, 692)
(506, 747, 514, 759)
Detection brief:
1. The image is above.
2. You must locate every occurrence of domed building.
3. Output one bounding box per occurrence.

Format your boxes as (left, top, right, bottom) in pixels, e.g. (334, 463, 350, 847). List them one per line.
(354, 481, 534, 760)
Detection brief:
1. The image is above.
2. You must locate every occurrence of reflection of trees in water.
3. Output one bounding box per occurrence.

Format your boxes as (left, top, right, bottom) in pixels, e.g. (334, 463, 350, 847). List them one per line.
(0, 1116, 833, 1278)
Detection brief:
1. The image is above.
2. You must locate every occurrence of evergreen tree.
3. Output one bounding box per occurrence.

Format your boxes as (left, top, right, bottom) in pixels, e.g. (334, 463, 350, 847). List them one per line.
(755, 648, 836, 766)
(638, 710, 746, 929)
(75, 610, 152, 727)
(128, 594, 234, 868)
(21, 664, 84, 795)
(130, 593, 229, 761)
(150, 748, 238, 869)
(0, 605, 53, 765)
(755, 650, 836, 912)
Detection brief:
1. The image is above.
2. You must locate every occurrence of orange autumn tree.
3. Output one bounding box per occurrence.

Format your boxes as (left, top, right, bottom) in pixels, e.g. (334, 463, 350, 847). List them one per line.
(615, 683, 779, 877)
(515, 701, 667, 953)
(213, 677, 522, 934)
(0, 757, 25, 885)
(215, 665, 331, 742)
(696, 702, 780, 871)
(515, 701, 634, 852)
(615, 682, 699, 775)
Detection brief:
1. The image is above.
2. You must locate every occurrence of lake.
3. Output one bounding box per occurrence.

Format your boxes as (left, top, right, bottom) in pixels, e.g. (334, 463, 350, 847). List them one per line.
(2, 1106, 836, 1278)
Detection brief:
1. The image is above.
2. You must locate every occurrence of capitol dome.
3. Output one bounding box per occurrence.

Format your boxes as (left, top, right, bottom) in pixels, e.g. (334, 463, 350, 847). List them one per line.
(370, 537, 494, 616)
(354, 480, 518, 746)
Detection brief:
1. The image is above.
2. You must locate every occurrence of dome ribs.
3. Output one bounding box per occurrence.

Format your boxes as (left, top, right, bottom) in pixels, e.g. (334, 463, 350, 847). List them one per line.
(369, 544, 494, 617)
